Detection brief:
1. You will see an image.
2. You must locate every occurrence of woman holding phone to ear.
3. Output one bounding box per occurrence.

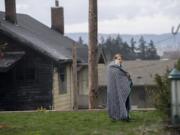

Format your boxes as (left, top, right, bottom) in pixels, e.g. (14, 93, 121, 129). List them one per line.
(107, 53, 133, 121)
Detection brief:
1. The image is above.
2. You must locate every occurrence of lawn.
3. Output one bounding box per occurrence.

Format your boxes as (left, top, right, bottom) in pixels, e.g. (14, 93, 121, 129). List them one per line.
(0, 110, 170, 135)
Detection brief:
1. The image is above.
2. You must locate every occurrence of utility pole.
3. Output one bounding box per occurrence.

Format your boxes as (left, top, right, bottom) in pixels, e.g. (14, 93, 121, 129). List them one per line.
(171, 24, 180, 36)
(172, 24, 180, 49)
(88, 0, 98, 109)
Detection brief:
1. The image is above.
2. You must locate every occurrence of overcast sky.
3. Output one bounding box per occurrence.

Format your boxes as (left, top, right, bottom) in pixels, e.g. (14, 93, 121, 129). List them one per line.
(0, 0, 180, 34)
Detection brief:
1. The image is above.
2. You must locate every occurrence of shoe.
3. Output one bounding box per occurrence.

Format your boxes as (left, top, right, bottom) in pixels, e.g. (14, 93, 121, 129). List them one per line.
(121, 117, 131, 122)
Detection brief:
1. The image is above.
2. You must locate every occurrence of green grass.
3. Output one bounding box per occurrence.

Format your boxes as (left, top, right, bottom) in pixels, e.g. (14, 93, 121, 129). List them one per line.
(0, 110, 169, 135)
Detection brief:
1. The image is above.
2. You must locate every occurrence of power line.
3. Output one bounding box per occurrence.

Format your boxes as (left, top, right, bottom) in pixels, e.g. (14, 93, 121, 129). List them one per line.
(154, 36, 174, 45)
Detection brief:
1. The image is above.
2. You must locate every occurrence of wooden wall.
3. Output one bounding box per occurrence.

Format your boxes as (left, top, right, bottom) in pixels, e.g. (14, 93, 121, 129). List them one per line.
(0, 53, 54, 110)
(77, 64, 155, 109)
(78, 64, 106, 108)
(78, 67, 88, 95)
(52, 65, 73, 111)
(0, 36, 53, 111)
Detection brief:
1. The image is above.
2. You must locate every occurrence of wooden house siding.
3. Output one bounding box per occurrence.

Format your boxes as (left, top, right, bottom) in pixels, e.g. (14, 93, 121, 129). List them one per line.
(78, 64, 104, 96)
(0, 50, 53, 110)
(78, 64, 105, 108)
(0, 10, 86, 111)
(77, 64, 157, 109)
(0, 35, 54, 110)
(15, 54, 53, 110)
(52, 64, 73, 111)
(78, 68, 88, 95)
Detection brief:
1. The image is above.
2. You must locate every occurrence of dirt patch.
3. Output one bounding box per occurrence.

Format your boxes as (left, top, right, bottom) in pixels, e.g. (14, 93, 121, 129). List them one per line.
(0, 124, 10, 129)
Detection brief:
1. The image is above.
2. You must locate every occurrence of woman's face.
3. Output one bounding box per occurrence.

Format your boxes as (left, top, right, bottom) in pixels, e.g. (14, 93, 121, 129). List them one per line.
(115, 56, 123, 64)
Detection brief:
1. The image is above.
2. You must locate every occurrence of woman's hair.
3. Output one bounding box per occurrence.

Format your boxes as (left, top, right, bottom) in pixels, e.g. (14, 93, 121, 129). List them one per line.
(113, 53, 123, 60)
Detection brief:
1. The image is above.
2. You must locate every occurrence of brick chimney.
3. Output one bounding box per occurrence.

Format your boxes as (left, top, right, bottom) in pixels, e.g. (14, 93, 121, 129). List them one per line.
(5, 0, 17, 24)
(51, 0, 64, 34)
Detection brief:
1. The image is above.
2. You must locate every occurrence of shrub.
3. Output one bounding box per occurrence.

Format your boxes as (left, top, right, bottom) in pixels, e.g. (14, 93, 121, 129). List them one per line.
(153, 72, 171, 116)
(152, 59, 180, 116)
(36, 106, 47, 112)
(175, 59, 180, 71)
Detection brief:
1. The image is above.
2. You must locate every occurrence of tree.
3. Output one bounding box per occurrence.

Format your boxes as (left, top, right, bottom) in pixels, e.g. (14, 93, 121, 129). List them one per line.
(101, 35, 160, 61)
(146, 40, 159, 60)
(78, 36, 84, 45)
(130, 37, 136, 53)
(152, 59, 180, 116)
(138, 36, 146, 59)
(153, 71, 171, 115)
(175, 59, 180, 70)
(121, 42, 131, 60)
(116, 34, 123, 46)
(101, 35, 136, 60)
(148, 40, 156, 53)
(99, 36, 105, 45)
(88, 0, 98, 109)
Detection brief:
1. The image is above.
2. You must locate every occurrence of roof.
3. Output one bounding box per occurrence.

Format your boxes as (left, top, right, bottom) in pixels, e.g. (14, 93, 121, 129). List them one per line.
(162, 51, 180, 60)
(67, 47, 88, 63)
(0, 11, 83, 63)
(73, 45, 107, 64)
(0, 51, 25, 72)
(98, 59, 177, 86)
(169, 68, 180, 80)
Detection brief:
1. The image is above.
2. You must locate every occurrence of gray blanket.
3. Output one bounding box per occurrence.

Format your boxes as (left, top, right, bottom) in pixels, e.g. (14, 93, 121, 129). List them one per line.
(107, 61, 131, 120)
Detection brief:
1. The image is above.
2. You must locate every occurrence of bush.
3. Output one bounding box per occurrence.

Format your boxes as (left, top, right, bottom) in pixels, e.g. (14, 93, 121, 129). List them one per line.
(152, 59, 180, 116)
(153, 72, 171, 116)
(175, 59, 180, 71)
(36, 106, 47, 112)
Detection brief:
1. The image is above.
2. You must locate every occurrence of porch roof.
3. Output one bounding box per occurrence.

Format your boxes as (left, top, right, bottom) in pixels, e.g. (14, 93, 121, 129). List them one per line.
(0, 52, 25, 72)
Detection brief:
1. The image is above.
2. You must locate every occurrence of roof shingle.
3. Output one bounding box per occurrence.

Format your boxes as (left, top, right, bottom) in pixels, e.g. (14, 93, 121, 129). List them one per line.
(0, 11, 83, 63)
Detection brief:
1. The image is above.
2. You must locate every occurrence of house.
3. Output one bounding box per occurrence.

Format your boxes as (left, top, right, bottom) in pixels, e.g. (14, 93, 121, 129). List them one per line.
(162, 51, 180, 60)
(76, 46, 107, 108)
(0, 0, 106, 111)
(79, 59, 177, 109)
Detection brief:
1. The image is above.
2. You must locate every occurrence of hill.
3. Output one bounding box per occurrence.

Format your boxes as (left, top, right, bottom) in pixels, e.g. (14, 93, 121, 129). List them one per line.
(66, 33, 180, 55)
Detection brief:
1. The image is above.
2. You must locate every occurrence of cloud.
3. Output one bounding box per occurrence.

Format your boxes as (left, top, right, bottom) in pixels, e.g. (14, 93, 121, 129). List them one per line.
(16, 4, 29, 10)
(66, 14, 179, 34)
(98, 0, 180, 20)
(0, 0, 180, 34)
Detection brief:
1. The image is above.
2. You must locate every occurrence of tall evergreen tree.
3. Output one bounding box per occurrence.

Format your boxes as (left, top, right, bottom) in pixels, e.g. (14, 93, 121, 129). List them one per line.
(116, 35, 123, 45)
(146, 40, 159, 59)
(101, 35, 160, 61)
(78, 36, 84, 45)
(100, 36, 105, 45)
(130, 37, 136, 53)
(122, 42, 131, 60)
(138, 36, 146, 59)
(175, 59, 180, 71)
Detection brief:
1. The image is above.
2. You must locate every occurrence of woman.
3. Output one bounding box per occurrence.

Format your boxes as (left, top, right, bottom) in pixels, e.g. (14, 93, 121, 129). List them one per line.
(107, 53, 132, 121)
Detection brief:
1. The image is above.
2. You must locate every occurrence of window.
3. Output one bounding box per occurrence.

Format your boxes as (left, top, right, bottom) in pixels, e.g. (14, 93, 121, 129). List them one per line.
(58, 66, 67, 94)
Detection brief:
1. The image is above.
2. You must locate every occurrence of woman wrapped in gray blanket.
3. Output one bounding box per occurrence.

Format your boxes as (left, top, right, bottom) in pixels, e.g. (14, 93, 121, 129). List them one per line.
(107, 53, 133, 121)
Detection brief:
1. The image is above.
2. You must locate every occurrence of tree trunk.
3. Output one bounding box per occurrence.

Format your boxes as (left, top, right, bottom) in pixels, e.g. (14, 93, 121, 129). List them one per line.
(88, 0, 98, 109)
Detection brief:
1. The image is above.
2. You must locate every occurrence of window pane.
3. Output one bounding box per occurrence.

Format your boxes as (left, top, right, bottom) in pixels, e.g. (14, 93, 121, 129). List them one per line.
(59, 66, 67, 94)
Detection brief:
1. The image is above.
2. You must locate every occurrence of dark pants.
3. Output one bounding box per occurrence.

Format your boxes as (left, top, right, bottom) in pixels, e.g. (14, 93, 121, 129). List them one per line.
(126, 96, 130, 114)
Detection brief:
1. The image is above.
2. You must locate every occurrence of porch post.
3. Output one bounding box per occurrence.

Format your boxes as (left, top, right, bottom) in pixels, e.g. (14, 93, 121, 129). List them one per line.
(72, 44, 78, 110)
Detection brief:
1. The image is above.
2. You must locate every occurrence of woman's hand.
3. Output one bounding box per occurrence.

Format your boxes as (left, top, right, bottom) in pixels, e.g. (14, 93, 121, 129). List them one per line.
(126, 72, 131, 79)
